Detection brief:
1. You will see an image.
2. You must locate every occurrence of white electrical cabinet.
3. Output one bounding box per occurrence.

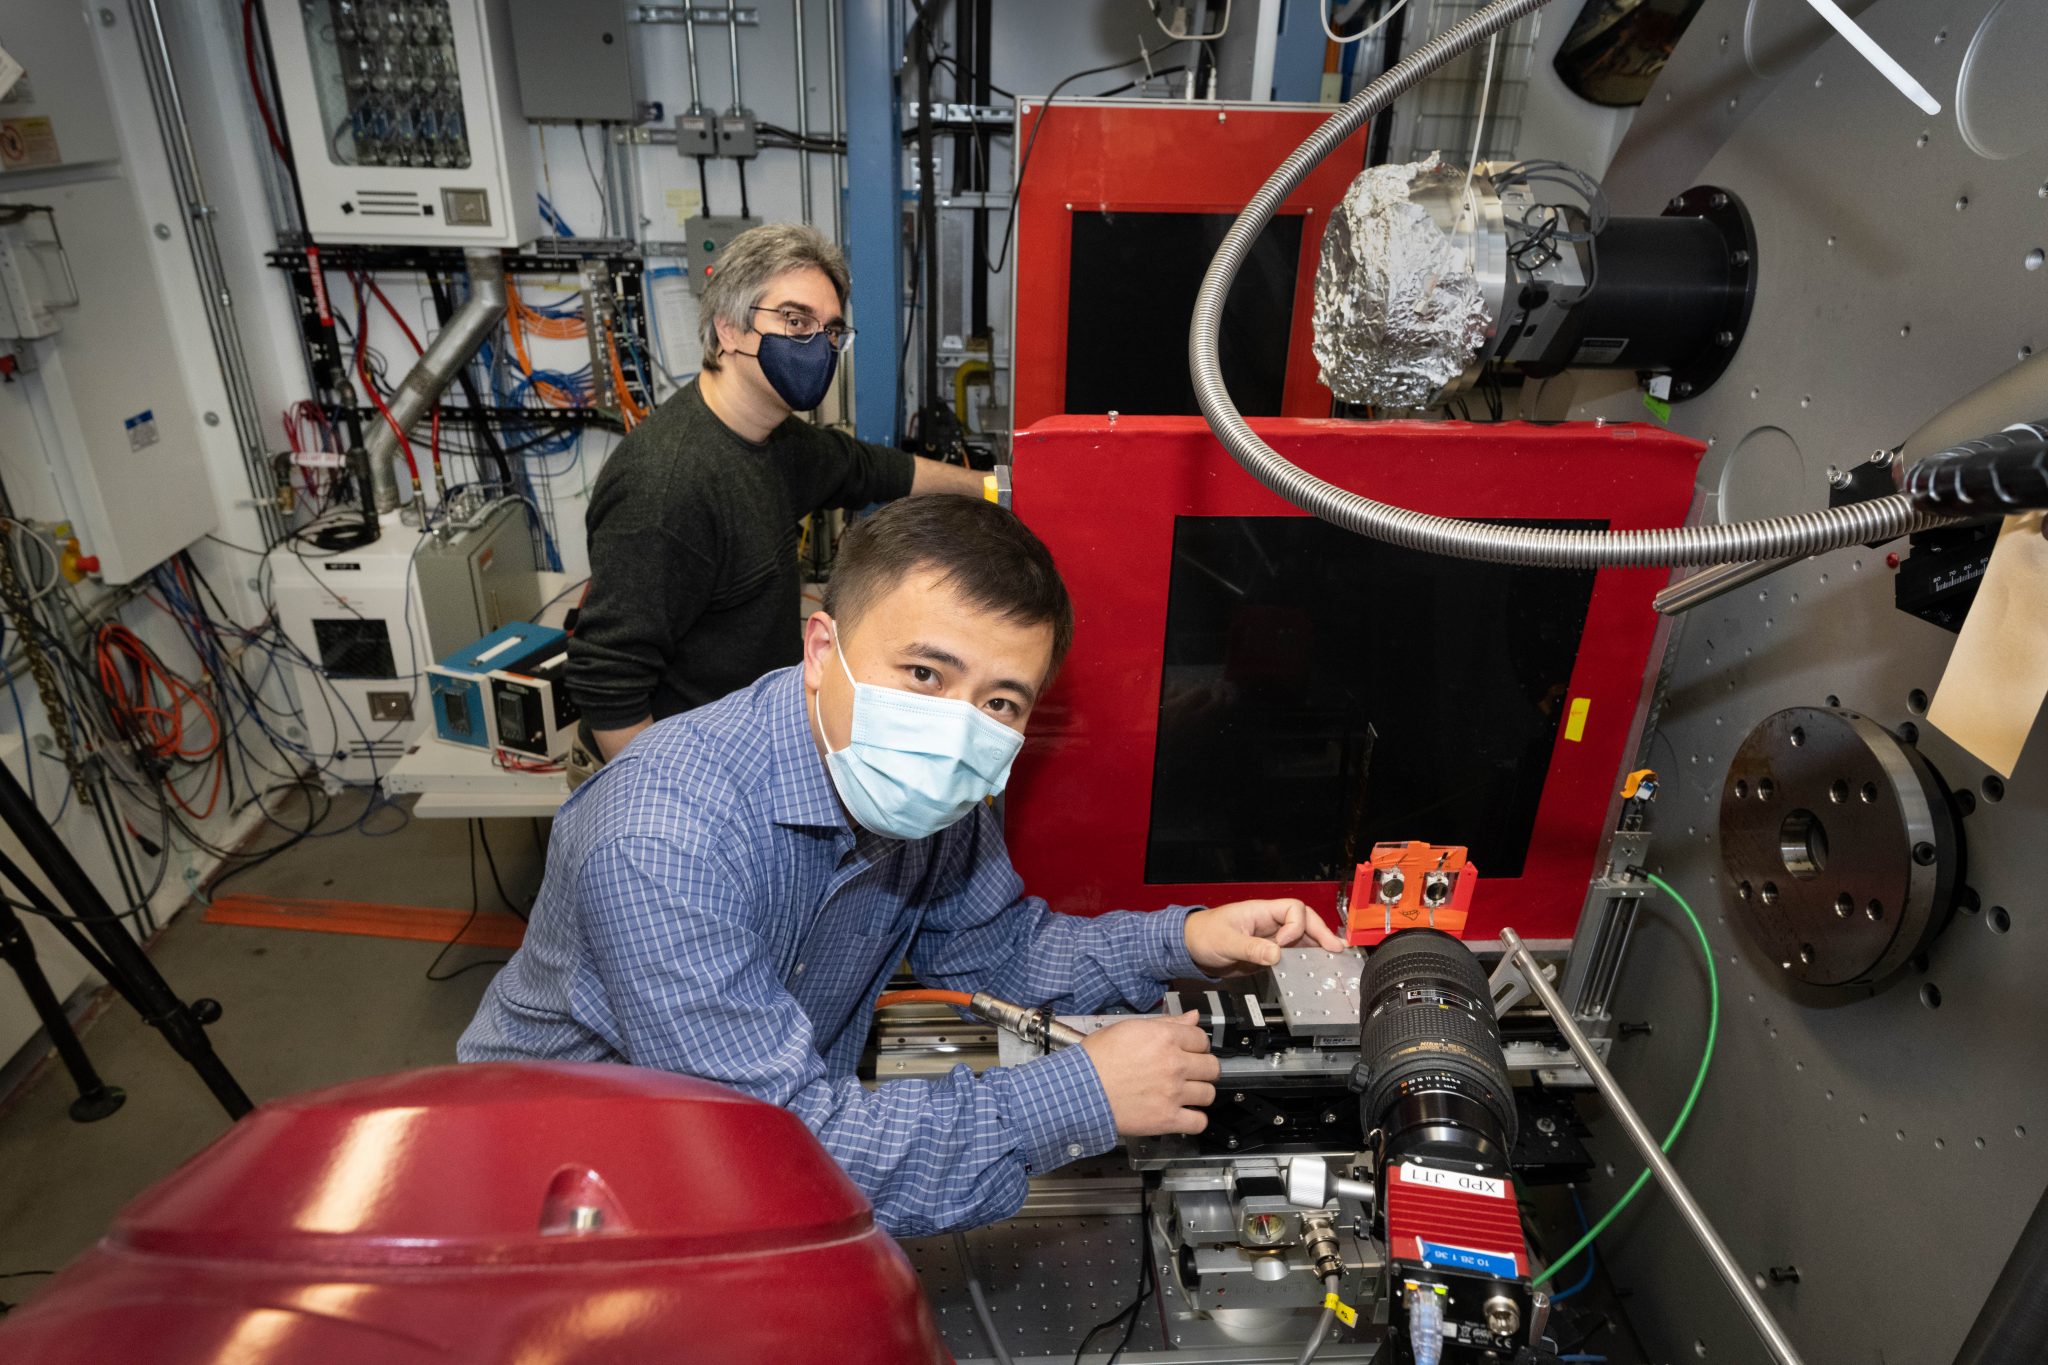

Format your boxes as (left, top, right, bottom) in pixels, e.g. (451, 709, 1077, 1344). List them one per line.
(265, 516, 437, 785)
(262, 0, 540, 247)
(0, 9, 221, 586)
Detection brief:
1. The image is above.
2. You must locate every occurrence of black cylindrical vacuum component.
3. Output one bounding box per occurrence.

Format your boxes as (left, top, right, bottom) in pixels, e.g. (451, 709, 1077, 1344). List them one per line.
(1499, 185, 1756, 400)
(1355, 928, 1517, 1169)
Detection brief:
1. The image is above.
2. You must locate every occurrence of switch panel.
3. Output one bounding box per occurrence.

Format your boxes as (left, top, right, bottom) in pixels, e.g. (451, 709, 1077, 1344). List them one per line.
(682, 214, 761, 295)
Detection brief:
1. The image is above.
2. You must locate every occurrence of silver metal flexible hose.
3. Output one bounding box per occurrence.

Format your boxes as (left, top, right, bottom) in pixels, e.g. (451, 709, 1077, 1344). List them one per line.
(1188, 0, 1951, 568)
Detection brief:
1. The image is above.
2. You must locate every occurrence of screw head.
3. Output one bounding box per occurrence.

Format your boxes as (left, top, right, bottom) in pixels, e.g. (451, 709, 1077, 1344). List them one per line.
(1711, 192, 1731, 209)
(1715, 330, 1734, 346)
(1731, 249, 1751, 265)
(203, 411, 221, 427)
(153, 223, 172, 240)
(98, 7, 115, 25)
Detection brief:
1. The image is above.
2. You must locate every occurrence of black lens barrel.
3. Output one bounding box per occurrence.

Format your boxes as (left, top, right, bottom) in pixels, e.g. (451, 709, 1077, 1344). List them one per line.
(1355, 929, 1518, 1161)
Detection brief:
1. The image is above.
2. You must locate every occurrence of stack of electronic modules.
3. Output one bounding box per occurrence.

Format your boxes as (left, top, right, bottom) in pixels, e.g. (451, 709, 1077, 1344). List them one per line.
(427, 622, 580, 764)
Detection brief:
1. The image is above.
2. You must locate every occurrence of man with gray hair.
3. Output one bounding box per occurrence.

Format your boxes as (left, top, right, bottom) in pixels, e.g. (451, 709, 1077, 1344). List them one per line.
(566, 223, 985, 775)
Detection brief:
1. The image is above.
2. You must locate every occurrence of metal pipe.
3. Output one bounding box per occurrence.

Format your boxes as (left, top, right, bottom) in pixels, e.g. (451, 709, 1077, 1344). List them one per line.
(725, 0, 745, 110)
(683, 5, 706, 113)
(793, 0, 813, 222)
(825, 0, 844, 242)
(364, 251, 507, 513)
(1498, 927, 1806, 1365)
(127, 0, 284, 546)
(1187, 0, 1958, 569)
(825, 0, 847, 424)
(1653, 554, 1802, 615)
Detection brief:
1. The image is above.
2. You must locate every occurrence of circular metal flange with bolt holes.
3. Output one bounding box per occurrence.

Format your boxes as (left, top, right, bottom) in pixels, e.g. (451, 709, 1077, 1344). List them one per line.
(1718, 707, 1958, 988)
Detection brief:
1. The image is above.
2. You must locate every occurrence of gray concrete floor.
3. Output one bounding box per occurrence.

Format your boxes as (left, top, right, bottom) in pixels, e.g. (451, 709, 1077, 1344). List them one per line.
(0, 791, 545, 1301)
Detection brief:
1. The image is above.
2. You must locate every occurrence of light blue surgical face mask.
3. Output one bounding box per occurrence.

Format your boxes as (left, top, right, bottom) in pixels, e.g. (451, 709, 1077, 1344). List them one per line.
(812, 628, 1026, 841)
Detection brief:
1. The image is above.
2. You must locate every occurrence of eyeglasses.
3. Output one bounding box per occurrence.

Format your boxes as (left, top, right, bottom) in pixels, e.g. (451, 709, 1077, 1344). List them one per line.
(749, 305, 857, 351)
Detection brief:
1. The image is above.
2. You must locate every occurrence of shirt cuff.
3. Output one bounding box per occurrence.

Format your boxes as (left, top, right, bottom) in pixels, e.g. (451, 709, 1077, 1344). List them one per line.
(1144, 903, 1209, 984)
(998, 1043, 1117, 1175)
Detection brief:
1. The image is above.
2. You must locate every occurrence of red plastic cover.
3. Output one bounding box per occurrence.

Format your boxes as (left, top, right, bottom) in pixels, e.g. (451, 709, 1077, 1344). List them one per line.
(0, 1064, 949, 1363)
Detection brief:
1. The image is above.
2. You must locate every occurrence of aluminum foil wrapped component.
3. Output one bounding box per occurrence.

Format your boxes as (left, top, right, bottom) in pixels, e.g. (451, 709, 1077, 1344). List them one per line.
(1312, 155, 1493, 409)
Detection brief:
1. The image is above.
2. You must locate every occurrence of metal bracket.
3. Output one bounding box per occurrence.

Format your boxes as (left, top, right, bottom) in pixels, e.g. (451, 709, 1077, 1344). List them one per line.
(906, 102, 1012, 126)
(936, 191, 1014, 212)
(1487, 953, 1550, 1016)
(633, 5, 758, 25)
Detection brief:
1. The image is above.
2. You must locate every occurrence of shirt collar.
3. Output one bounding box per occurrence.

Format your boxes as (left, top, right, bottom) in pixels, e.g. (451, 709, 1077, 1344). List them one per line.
(767, 666, 851, 830)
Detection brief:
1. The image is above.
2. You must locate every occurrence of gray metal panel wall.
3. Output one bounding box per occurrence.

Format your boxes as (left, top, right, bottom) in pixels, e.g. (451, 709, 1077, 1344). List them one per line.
(1561, 2, 2048, 1361)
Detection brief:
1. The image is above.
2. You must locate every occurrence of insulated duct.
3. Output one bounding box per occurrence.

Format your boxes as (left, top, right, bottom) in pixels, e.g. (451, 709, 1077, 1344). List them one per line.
(1187, 0, 1962, 569)
(365, 249, 508, 513)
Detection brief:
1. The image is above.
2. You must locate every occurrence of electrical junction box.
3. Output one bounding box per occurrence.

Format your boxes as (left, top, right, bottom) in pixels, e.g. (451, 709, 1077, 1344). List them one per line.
(676, 110, 718, 159)
(411, 497, 542, 659)
(683, 214, 761, 294)
(428, 621, 563, 750)
(261, 0, 541, 247)
(504, 0, 637, 122)
(714, 109, 758, 159)
(491, 647, 577, 760)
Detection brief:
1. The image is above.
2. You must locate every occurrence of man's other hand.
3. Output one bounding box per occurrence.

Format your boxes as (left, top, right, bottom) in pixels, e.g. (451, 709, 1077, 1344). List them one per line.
(1079, 1012, 1220, 1137)
(1184, 898, 1347, 977)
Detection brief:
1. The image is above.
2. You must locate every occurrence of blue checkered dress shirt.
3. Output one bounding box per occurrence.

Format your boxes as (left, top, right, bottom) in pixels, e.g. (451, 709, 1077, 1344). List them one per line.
(459, 665, 1203, 1235)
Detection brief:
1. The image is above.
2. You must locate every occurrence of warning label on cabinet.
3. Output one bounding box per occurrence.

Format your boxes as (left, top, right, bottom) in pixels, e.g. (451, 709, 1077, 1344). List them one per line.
(124, 410, 160, 452)
(0, 116, 59, 170)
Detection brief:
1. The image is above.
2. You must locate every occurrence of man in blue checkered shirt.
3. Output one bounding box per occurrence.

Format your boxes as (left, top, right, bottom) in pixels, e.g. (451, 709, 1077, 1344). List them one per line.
(460, 497, 1346, 1235)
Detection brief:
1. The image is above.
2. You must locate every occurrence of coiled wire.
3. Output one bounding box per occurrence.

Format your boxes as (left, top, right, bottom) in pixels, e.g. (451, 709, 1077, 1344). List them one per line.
(1188, 0, 1954, 568)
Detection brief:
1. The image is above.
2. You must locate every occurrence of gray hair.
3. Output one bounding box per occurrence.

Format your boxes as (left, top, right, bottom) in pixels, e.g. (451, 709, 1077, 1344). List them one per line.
(697, 223, 851, 372)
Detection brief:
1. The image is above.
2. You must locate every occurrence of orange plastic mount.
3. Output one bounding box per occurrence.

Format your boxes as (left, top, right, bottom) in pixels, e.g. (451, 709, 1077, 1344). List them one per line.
(1345, 841, 1478, 946)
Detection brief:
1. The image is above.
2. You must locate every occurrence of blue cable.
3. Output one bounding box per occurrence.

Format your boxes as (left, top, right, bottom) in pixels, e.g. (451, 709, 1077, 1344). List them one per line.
(1548, 1186, 1598, 1304)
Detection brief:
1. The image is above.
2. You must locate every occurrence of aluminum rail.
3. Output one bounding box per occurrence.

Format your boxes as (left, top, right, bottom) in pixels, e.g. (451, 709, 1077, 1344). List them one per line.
(1186, 0, 1955, 568)
(364, 250, 507, 513)
(1652, 554, 1802, 614)
(1497, 928, 1806, 1365)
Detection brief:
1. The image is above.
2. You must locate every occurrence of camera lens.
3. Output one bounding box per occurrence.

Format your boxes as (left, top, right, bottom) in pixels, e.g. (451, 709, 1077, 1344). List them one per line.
(1355, 928, 1517, 1164)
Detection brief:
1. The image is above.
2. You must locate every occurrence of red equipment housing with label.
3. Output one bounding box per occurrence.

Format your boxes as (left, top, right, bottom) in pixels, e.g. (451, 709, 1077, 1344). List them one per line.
(0, 1064, 949, 1364)
(1384, 1159, 1530, 1280)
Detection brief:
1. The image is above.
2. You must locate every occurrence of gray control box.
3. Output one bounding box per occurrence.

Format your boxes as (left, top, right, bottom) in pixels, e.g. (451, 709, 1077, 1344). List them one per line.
(682, 214, 762, 294)
(506, 0, 638, 122)
(676, 111, 718, 158)
(714, 109, 759, 159)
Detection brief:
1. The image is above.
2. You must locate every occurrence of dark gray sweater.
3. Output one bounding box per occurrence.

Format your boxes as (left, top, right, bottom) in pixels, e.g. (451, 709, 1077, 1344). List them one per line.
(566, 382, 915, 730)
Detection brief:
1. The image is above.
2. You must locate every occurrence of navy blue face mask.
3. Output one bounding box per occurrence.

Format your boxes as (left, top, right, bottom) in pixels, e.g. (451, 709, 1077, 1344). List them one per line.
(753, 331, 839, 411)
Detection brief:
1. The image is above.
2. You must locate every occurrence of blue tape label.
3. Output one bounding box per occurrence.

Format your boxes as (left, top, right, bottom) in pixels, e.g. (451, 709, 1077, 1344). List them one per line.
(1416, 1239, 1518, 1279)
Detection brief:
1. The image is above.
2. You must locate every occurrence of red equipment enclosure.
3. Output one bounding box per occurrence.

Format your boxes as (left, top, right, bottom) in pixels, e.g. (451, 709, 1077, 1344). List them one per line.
(0, 1064, 949, 1364)
(1005, 415, 1702, 942)
(1009, 100, 1369, 429)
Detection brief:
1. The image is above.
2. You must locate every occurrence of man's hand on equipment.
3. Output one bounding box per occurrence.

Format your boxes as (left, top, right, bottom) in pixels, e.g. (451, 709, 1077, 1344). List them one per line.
(1080, 1011, 1220, 1137)
(1184, 898, 1347, 977)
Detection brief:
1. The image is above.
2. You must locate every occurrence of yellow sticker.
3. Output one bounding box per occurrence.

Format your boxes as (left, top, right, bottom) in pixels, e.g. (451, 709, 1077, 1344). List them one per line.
(664, 186, 703, 225)
(1563, 696, 1591, 743)
(1323, 1292, 1358, 1328)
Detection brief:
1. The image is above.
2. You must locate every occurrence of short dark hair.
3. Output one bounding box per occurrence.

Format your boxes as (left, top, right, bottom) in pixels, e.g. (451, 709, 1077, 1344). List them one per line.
(824, 496, 1075, 680)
